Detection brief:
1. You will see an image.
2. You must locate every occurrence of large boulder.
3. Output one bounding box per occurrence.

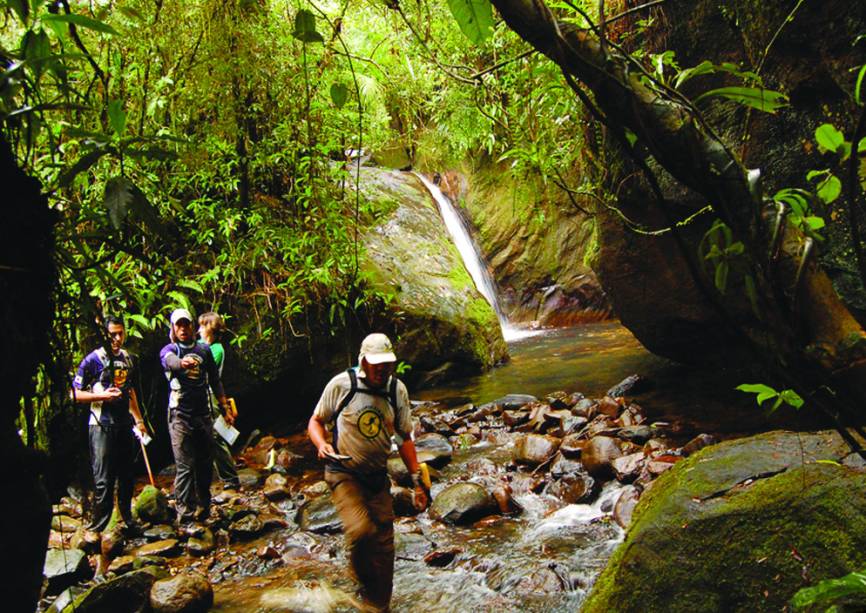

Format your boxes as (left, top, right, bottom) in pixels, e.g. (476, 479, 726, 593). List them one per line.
(296, 493, 341, 534)
(43, 548, 89, 595)
(51, 567, 167, 613)
(360, 168, 508, 386)
(429, 482, 497, 525)
(581, 436, 623, 478)
(584, 430, 866, 612)
(514, 434, 561, 466)
(150, 572, 213, 613)
(132, 486, 171, 525)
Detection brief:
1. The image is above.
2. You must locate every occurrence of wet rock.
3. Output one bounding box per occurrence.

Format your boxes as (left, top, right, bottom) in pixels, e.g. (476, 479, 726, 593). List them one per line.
(643, 439, 668, 455)
(484, 394, 537, 410)
(237, 468, 266, 489)
(585, 415, 616, 438)
(424, 548, 461, 567)
(275, 449, 302, 471)
(101, 526, 125, 559)
(186, 528, 216, 556)
(596, 396, 621, 418)
(297, 493, 341, 533)
(508, 566, 569, 594)
(135, 539, 180, 558)
(549, 453, 584, 477)
(682, 433, 717, 456)
(617, 425, 653, 444)
(301, 480, 330, 498)
(545, 391, 576, 409)
(259, 514, 290, 532)
(230, 514, 264, 539)
(257, 544, 281, 560)
(387, 456, 412, 486)
(572, 398, 597, 418)
(607, 374, 651, 398)
(133, 486, 172, 525)
(73, 529, 101, 554)
(43, 548, 89, 595)
(150, 572, 213, 613)
(617, 406, 646, 427)
(581, 436, 623, 479)
(547, 473, 597, 504)
(557, 415, 588, 437)
(107, 555, 136, 575)
(613, 485, 641, 529)
(646, 455, 681, 475)
(414, 432, 453, 467)
(420, 416, 453, 436)
(391, 486, 419, 517)
(245, 436, 278, 465)
(53, 567, 166, 613)
(51, 515, 81, 533)
(559, 434, 586, 458)
(492, 482, 522, 515)
(465, 457, 500, 477)
(502, 409, 530, 428)
(263, 473, 290, 501)
(611, 452, 645, 483)
(842, 452, 866, 470)
(219, 503, 254, 523)
(514, 434, 561, 466)
(144, 525, 178, 542)
(429, 482, 497, 525)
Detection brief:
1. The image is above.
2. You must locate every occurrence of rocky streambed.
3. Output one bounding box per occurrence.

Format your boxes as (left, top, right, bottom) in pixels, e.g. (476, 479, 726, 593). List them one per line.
(39, 374, 722, 613)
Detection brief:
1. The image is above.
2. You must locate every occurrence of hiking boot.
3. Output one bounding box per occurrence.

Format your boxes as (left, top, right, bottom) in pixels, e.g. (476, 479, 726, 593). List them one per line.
(194, 506, 210, 522)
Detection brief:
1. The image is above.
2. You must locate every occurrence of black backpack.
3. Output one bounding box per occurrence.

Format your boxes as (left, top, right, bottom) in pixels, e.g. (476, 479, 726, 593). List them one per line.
(331, 368, 399, 453)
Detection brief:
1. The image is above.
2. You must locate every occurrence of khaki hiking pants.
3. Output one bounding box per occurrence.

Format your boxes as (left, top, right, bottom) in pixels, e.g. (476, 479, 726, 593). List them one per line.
(325, 469, 395, 610)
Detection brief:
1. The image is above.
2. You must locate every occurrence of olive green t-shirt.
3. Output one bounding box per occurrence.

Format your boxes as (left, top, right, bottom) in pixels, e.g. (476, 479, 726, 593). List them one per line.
(314, 369, 412, 473)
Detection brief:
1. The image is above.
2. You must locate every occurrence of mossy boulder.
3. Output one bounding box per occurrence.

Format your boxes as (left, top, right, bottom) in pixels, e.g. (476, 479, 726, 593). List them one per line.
(360, 168, 508, 385)
(584, 430, 866, 612)
(132, 486, 172, 524)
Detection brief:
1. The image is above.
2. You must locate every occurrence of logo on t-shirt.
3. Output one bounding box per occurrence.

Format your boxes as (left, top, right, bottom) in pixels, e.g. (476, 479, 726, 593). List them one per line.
(357, 408, 383, 439)
(185, 355, 203, 380)
(113, 364, 128, 387)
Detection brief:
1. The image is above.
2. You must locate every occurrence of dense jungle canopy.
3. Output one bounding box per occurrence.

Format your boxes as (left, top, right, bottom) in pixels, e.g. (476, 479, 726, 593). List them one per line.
(2, 0, 866, 610)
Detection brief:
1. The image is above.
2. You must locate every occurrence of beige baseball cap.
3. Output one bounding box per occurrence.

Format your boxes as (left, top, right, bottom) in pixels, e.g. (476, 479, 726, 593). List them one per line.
(170, 308, 193, 325)
(359, 333, 397, 365)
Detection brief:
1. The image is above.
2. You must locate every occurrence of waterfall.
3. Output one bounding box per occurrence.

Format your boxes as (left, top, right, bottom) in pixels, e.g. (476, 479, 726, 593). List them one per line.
(414, 173, 532, 342)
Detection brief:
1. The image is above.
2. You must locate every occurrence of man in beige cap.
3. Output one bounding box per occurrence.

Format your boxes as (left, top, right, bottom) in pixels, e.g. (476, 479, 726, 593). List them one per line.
(308, 332, 428, 611)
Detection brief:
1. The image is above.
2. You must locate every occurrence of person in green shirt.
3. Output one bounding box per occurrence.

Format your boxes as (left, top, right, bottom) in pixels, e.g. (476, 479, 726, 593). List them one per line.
(198, 312, 241, 490)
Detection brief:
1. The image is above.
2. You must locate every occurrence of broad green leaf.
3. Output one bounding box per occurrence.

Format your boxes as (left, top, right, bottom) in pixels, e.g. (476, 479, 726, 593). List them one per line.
(107, 99, 126, 136)
(674, 60, 715, 89)
(127, 313, 151, 329)
(330, 83, 348, 109)
(736, 383, 777, 395)
(815, 123, 845, 154)
(816, 174, 841, 204)
(806, 169, 828, 181)
(446, 0, 494, 45)
(779, 389, 804, 409)
(292, 9, 323, 43)
(177, 279, 204, 294)
(805, 216, 826, 231)
(166, 290, 191, 310)
(859, 137, 866, 154)
(624, 129, 638, 147)
(58, 148, 110, 188)
(695, 86, 788, 113)
(855, 64, 866, 106)
(21, 29, 51, 78)
(790, 569, 866, 611)
(769, 397, 784, 413)
(104, 176, 133, 229)
(756, 390, 777, 405)
(41, 13, 119, 36)
(726, 241, 745, 256)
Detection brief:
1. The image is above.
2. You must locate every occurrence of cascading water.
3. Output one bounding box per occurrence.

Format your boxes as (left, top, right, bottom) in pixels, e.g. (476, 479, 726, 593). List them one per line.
(414, 173, 535, 342)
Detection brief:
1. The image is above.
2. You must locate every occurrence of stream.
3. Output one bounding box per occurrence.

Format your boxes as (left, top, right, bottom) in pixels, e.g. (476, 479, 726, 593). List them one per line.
(205, 322, 799, 612)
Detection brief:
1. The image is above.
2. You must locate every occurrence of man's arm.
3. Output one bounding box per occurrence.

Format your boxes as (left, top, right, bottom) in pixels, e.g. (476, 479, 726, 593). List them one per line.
(203, 347, 231, 424)
(70, 355, 120, 403)
(308, 413, 336, 459)
(128, 389, 148, 436)
(160, 345, 185, 373)
(398, 438, 429, 511)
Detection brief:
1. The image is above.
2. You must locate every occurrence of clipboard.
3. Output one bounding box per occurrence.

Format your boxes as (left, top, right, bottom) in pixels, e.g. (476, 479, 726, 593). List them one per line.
(214, 415, 240, 446)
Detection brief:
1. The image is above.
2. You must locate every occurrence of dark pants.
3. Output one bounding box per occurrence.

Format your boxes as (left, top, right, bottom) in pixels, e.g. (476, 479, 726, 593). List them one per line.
(325, 469, 395, 611)
(88, 423, 134, 532)
(212, 431, 240, 487)
(169, 412, 213, 522)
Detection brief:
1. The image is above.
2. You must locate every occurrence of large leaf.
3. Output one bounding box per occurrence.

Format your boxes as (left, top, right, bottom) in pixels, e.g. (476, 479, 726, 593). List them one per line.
(21, 29, 51, 78)
(815, 123, 846, 155)
(41, 13, 119, 36)
(330, 83, 348, 109)
(58, 147, 111, 188)
(292, 9, 323, 43)
(790, 569, 866, 611)
(856, 64, 866, 106)
(7, 0, 28, 23)
(107, 99, 126, 136)
(446, 0, 494, 45)
(694, 86, 788, 113)
(104, 176, 133, 229)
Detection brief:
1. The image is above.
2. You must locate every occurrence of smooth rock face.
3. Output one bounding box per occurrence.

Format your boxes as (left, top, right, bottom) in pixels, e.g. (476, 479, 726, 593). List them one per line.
(186, 528, 216, 556)
(144, 525, 178, 542)
(429, 482, 497, 525)
(611, 452, 645, 483)
(43, 548, 89, 595)
(297, 493, 341, 533)
(613, 485, 641, 529)
(150, 572, 213, 613)
(54, 567, 166, 613)
(514, 434, 561, 466)
(230, 514, 264, 539)
(133, 486, 172, 525)
(584, 430, 866, 613)
(135, 539, 179, 558)
(547, 473, 596, 504)
(581, 436, 623, 478)
(237, 468, 265, 489)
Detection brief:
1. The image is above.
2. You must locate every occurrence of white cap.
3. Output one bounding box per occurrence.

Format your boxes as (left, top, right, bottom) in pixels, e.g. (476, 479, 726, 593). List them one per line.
(359, 333, 397, 365)
(170, 308, 193, 325)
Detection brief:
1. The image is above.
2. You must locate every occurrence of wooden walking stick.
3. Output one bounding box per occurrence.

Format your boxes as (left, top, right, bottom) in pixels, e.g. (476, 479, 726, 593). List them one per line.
(139, 438, 155, 487)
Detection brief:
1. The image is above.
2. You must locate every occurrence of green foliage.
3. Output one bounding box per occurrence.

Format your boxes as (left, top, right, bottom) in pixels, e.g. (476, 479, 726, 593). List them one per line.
(736, 383, 804, 413)
(699, 220, 745, 295)
(790, 568, 866, 611)
(446, 0, 494, 44)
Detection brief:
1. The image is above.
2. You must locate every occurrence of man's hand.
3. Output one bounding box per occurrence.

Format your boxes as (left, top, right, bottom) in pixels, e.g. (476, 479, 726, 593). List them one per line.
(413, 486, 429, 511)
(180, 355, 197, 369)
(135, 421, 148, 437)
(316, 442, 336, 460)
(223, 408, 235, 427)
(102, 387, 123, 401)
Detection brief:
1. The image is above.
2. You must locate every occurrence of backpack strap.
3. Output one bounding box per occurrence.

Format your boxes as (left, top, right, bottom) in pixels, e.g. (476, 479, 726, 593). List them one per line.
(331, 368, 357, 454)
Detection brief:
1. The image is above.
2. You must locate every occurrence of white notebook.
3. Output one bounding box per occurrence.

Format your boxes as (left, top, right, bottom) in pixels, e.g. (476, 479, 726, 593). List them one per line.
(214, 415, 240, 446)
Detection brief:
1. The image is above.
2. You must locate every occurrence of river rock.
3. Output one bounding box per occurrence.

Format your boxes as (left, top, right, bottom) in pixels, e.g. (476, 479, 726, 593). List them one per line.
(51, 515, 81, 533)
(617, 425, 653, 444)
(584, 430, 866, 613)
(391, 486, 419, 517)
(487, 394, 538, 410)
(545, 391, 576, 409)
(596, 396, 621, 418)
(43, 548, 89, 595)
(559, 434, 586, 458)
(100, 526, 125, 559)
(424, 548, 461, 567)
(414, 432, 453, 467)
(613, 485, 641, 529)
(144, 525, 178, 542)
(429, 482, 496, 525)
(607, 374, 651, 398)
(549, 453, 584, 477)
(150, 572, 213, 613)
(135, 539, 179, 558)
(133, 486, 172, 525)
(52, 567, 167, 613)
(230, 514, 264, 539)
(237, 468, 266, 489)
(581, 436, 623, 479)
(107, 555, 136, 575)
(572, 398, 597, 418)
(611, 452, 645, 483)
(263, 473, 290, 501)
(514, 434, 561, 466)
(547, 472, 597, 504)
(492, 482, 522, 515)
(682, 433, 717, 456)
(186, 528, 216, 555)
(297, 493, 341, 533)
(502, 409, 530, 428)
(617, 405, 646, 427)
(646, 455, 681, 476)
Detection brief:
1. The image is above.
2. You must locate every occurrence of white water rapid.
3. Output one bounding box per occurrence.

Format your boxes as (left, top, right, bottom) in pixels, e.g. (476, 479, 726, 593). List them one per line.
(414, 172, 536, 342)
